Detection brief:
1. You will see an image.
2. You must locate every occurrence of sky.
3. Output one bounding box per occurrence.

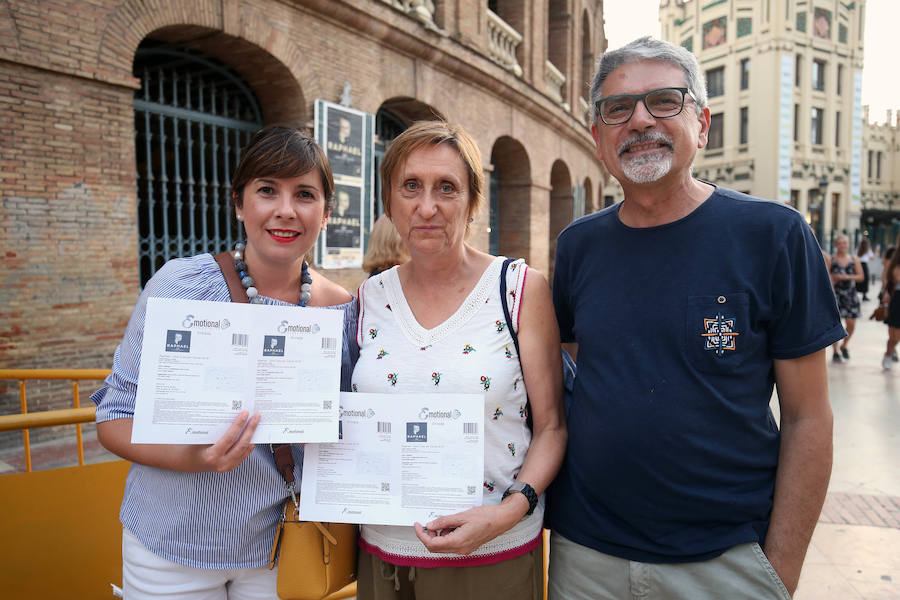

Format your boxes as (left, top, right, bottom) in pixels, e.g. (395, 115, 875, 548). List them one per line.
(603, 0, 896, 124)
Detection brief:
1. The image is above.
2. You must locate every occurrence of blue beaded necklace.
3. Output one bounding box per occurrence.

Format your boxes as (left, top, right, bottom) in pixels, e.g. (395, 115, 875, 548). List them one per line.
(231, 241, 312, 306)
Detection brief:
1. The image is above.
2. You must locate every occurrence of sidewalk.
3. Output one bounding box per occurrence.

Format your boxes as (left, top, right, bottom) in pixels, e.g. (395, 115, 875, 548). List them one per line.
(0, 296, 898, 598)
(791, 294, 900, 599)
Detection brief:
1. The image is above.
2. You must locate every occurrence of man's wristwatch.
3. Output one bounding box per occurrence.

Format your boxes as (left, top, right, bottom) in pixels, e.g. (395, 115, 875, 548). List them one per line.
(502, 482, 538, 516)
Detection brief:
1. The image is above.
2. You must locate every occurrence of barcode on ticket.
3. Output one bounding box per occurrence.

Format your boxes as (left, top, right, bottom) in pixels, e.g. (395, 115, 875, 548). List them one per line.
(232, 334, 248, 346)
(321, 337, 337, 351)
(463, 422, 477, 434)
(377, 421, 391, 433)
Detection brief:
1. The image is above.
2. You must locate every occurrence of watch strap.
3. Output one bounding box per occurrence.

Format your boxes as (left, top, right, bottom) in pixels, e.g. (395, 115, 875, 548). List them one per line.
(502, 482, 538, 516)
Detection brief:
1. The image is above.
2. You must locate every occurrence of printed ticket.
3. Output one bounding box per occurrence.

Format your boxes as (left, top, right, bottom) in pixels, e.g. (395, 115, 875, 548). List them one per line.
(132, 297, 343, 444)
(299, 392, 485, 526)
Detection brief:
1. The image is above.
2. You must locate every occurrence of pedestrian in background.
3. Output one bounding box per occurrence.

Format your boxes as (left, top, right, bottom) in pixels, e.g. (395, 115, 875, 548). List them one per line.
(881, 237, 900, 370)
(856, 238, 873, 301)
(362, 213, 410, 277)
(829, 235, 864, 362)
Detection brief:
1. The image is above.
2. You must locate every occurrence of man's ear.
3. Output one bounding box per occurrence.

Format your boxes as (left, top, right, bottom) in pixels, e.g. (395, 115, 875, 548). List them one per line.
(590, 123, 608, 166)
(696, 106, 711, 149)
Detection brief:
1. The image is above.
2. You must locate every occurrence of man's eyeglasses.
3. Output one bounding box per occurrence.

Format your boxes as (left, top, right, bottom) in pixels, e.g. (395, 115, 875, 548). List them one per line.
(595, 87, 697, 126)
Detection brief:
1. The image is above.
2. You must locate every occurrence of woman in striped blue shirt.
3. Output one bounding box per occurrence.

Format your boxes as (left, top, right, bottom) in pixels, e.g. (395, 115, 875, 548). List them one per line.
(92, 126, 359, 600)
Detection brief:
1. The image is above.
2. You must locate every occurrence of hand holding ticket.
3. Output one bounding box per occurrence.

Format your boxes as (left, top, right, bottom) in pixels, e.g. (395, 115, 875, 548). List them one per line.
(132, 297, 343, 444)
(299, 392, 485, 526)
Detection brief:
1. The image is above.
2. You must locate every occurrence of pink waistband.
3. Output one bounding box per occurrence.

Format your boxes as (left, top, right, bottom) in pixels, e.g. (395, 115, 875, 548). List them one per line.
(358, 531, 542, 568)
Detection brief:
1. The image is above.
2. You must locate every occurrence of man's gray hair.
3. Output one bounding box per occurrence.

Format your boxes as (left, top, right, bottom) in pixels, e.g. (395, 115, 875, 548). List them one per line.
(590, 36, 708, 123)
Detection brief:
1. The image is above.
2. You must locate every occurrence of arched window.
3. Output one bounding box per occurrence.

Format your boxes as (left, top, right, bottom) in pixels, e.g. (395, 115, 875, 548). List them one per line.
(133, 43, 263, 286)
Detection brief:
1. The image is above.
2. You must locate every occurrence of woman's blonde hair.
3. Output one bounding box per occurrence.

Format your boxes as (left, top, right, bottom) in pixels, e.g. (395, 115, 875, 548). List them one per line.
(362, 214, 410, 275)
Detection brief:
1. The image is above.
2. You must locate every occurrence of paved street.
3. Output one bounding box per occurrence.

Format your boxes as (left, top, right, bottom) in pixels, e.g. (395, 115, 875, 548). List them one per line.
(1, 293, 898, 598)
(789, 294, 900, 599)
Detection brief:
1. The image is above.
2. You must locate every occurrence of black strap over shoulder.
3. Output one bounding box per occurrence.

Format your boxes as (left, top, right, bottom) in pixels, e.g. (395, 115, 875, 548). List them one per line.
(500, 257, 533, 431)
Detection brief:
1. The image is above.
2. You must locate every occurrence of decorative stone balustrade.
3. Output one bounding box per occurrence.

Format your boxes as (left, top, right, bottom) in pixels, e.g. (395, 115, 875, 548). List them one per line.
(381, 0, 435, 25)
(487, 10, 523, 77)
(545, 60, 566, 104)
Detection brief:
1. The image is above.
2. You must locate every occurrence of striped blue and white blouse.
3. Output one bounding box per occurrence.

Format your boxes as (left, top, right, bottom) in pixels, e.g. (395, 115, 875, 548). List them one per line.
(91, 253, 359, 569)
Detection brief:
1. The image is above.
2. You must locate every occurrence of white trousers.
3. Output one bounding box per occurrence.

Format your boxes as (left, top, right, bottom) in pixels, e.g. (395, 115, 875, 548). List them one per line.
(122, 528, 278, 600)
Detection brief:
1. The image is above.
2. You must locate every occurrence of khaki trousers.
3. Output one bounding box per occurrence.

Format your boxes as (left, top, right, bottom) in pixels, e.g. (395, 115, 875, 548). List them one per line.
(548, 531, 792, 600)
(357, 542, 543, 600)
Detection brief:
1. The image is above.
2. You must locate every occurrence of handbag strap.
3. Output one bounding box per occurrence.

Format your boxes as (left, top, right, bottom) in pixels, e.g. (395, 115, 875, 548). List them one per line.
(213, 251, 248, 303)
(500, 258, 533, 431)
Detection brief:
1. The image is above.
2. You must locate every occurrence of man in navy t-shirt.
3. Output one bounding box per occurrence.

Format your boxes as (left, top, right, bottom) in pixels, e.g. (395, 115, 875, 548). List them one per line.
(548, 37, 844, 599)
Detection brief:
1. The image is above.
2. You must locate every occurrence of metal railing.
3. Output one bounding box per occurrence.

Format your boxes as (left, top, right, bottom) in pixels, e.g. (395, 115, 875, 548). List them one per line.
(0, 369, 109, 472)
(0, 369, 548, 598)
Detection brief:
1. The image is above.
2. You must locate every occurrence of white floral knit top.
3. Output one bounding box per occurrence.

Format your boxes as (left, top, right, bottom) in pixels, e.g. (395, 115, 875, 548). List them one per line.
(351, 256, 544, 567)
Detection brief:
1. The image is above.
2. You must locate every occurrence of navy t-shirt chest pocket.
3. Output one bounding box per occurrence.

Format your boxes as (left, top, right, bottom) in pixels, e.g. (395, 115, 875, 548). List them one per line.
(685, 292, 752, 374)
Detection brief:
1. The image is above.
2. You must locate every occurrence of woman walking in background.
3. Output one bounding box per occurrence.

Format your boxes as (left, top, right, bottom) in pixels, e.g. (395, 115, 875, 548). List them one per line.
(829, 235, 863, 362)
(856, 238, 874, 301)
(881, 238, 900, 370)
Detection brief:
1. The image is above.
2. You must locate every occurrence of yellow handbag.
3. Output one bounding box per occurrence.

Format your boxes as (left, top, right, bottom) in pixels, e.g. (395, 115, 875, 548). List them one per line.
(268, 444, 357, 600)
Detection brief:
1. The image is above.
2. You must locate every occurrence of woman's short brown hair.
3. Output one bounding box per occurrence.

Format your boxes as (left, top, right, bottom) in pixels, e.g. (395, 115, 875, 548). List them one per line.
(231, 125, 335, 211)
(379, 121, 484, 222)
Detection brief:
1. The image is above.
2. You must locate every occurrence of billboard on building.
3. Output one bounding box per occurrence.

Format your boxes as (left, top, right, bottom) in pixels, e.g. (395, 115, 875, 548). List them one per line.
(314, 100, 374, 269)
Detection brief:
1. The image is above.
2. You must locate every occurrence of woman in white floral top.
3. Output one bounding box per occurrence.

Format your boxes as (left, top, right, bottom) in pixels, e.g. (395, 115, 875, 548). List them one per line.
(352, 121, 567, 599)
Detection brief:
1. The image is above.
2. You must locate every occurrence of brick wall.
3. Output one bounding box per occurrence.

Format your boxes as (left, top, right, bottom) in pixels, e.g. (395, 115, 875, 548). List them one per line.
(0, 0, 606, 444)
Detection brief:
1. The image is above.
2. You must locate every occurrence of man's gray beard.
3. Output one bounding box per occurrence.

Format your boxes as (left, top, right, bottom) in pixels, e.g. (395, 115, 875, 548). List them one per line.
(620, 152, 672, 183)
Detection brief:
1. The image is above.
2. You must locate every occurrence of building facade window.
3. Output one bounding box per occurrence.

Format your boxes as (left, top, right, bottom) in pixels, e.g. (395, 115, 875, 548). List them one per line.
(795, 54, 802, 87)
(877, 151, 883, 179)
(740, 58, 750, 90)
(837, 64, 844, 95)
(835, 111, 841, 146)
(708, 113, 724, 149)
(707, 67, 725, 97)
(793, 104, 800, 142)
(740, 106, 748, 145)
(811, 107, 824, 145)
(868, 150, 873, 178)
(812, 59, 826, 91)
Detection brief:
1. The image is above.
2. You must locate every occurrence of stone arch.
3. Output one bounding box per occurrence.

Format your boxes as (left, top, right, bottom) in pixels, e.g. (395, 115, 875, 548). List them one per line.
(490, 137, 533, 262)
(548, 0, 571, 103)
(549, 160, 573, 278)
(373, 97, 447, 215)
(583, 176, 594, 214)
(97, 1, 319, 120)
(139, 26, 305, 125)
(581, 9, 594, 105)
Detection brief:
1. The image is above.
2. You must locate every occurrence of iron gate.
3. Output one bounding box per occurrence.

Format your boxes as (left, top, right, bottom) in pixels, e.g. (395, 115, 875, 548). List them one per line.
(133, 45, 263, 286)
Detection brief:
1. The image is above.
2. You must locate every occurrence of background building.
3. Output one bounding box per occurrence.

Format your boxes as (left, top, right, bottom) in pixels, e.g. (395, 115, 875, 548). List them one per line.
(658, 0, 867, 250)
(861, 109, 900, 250)
(0, 0, 608, 439)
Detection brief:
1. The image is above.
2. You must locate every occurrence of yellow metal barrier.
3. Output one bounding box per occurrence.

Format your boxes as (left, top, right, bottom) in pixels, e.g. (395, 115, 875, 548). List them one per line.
(0, 368, 110, 472)
(0, 370, 551, 600)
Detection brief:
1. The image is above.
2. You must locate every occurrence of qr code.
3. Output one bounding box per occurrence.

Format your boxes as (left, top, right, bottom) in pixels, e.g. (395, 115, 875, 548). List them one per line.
(232, 400, 242, 410)
(381, 482, 390, 492)
(323, 400, 332, 410)
(467, 486, 476, 495)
